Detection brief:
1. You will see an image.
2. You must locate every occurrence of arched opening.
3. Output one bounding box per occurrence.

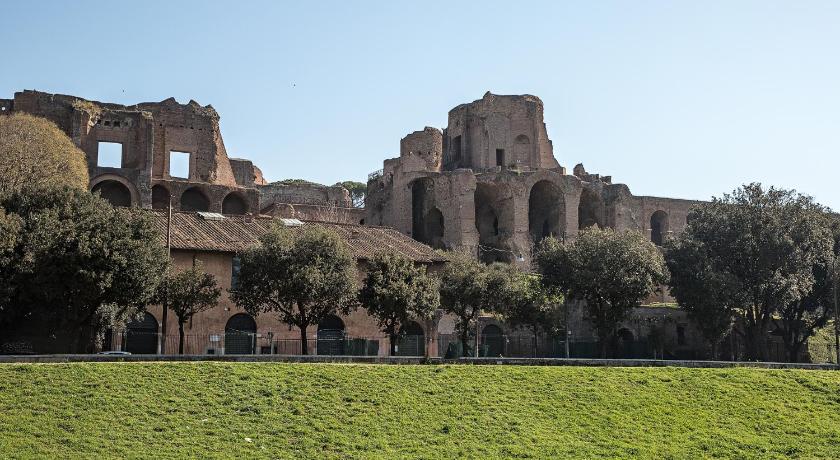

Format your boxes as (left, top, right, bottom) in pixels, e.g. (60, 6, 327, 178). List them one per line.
(480, 324, 505, 357)
(578, 187, 605, 230)
(514, 134, 530, 166)
(124, 312, 158, 354)
(650, 210, 669, 246)
(151, 185, 170, 210)
(317, 314, 346, 356)
(475, 183, 514, 263)
(222, 192, 248, 215)
(225, 313, 256, 355)
(411, 178, 445, 249)
(395, 321, 425, 357)
(528, 180, 565, 244)
(92, 180, 132, 207)
(180, 187, 210, 212)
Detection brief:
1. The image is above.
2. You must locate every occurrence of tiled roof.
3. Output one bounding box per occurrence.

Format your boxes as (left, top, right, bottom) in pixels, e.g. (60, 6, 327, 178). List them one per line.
(149, 211, 447, 264)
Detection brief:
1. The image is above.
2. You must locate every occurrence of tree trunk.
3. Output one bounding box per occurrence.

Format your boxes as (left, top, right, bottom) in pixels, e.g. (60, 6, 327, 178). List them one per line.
(300, 325, 308, 355)
(460, 331, 470, 358)
(390, 333, 398, 356)
(178, 322, 185, 355)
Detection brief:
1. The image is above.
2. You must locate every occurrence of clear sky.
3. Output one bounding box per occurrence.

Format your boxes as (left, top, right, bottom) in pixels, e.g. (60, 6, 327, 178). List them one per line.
(2, 1, 839, 208)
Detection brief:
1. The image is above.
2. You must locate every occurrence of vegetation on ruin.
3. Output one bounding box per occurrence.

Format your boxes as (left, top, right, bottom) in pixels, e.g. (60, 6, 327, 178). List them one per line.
(270, 178, 323, 186)
(665, 183, 837, 362)
(231, 224, 358, 355)
(359, 252, 440, 355)
(536, 227, 669, 358)
(0, 363, 838, 458)
(335, 180, 366, 207)
(0, 113, 89, 197)
(0, 187, 167, 353)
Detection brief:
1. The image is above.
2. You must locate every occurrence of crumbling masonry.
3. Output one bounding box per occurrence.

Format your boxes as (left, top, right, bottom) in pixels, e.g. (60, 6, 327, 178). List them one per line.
(366, 92, 701, 271)
(0, 90, 362, 223)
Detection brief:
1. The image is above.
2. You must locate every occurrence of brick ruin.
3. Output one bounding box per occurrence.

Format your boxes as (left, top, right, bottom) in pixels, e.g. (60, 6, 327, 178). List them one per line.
(366, 91, 701, 269)
(0, 90, 363, 224)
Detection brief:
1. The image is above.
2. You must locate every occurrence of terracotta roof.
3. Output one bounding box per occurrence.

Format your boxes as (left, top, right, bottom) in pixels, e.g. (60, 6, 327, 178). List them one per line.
(149, 211, 446, 264)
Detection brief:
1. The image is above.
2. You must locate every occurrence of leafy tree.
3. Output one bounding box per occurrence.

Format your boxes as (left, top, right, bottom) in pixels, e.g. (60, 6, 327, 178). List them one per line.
(499, 274, 565, 352)
(230, 224, 358, 355)
(0, 186, 167, 352)
(0, 113, 88, 197)
(665, 236, 740, 358)
(155, 263, 221, 354)
(359, 252, 439, 355)
(773, 216, 839, 362)
(664, 184, 834, 361)
(336, 181, 366, 208)
(438, 252, 519, 357)
(536, 227, 668, 358)
(0, 208, 21, 317)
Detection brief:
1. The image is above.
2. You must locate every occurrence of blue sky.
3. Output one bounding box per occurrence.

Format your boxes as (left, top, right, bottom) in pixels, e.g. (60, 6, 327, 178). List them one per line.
(2, 1, 839, 208)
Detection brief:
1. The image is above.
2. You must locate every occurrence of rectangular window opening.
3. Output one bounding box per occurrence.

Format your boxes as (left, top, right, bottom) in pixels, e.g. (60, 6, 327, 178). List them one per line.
(169, 151, 190, 179)
(496, 149, 505, 167)
(97, 142, 123, 168)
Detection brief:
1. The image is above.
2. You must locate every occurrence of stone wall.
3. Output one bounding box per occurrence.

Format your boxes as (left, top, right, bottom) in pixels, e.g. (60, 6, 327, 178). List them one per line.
(7, 90, 260, 214)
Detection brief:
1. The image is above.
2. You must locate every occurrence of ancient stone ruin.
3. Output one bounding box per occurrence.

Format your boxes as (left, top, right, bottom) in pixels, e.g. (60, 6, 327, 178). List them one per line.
(0, 90, 363, 224)
(366, 91, 700, 267)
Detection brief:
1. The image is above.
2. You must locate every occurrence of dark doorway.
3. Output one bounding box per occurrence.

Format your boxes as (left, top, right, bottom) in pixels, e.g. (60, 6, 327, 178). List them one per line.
(92, 180, 132, 207)
(496, 149, 505, 167)
(481, 324, 505, 357)
(151, 185, 170, 210)
(317, 314, 346, 355)
(222, 193, 248, 215)
(411, 178, 445, 249)
(528, 180, 564, 244)
(181, 187, 210, 212)
(125, 312, 158, 354)
(396, 321, 425, 356)
(225, 313, 256, 355)
(650, 210, 669, 246)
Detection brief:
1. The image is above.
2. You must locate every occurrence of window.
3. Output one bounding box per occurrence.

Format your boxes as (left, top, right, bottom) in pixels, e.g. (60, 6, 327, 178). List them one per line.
(496, 149, 505, 167)
(97, 142, 123, 168)
(231, 256, 241, 290)
(169, 151, 190, 179)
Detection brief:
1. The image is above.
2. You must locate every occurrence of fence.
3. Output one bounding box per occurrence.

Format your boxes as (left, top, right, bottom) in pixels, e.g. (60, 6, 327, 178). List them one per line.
(3, 331, 837, 364)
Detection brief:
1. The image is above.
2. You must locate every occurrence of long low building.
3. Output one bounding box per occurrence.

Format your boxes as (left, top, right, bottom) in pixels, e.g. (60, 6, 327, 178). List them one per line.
(112, 211, 447, 356)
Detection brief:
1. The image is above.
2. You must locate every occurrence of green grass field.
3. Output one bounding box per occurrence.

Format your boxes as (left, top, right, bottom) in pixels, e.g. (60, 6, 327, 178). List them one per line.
(0, 363, 838, 459)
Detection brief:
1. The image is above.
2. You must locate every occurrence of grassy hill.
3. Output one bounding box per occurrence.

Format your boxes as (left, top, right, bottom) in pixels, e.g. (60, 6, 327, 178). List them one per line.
(0, 363, 838, 459)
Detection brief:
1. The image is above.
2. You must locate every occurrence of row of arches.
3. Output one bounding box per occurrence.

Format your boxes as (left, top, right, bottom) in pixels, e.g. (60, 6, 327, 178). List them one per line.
(406, 176, 679, 255)
(122, 312, 428, 356)
(91, 179, 249, 215)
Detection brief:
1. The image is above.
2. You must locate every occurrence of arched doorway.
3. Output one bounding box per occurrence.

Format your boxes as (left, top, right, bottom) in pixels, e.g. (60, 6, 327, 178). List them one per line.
(225, 313, 256, 355)
(222, 192, 248, 215)
(578, 187, 605, 230)
(125, 312, 158, 354)
(396, 321, 425, 356)
(92, 180, 133, 207)
(650, 210, 669, 246)
(317, 314, 346, 355)
(474, 183, 514, 263)
(481, 324, 505, 357)
(528, 180, 565, 244)
(151, 185, 170, 210)
(411, 178, 445, 249)
(180, 187, 210, 212)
